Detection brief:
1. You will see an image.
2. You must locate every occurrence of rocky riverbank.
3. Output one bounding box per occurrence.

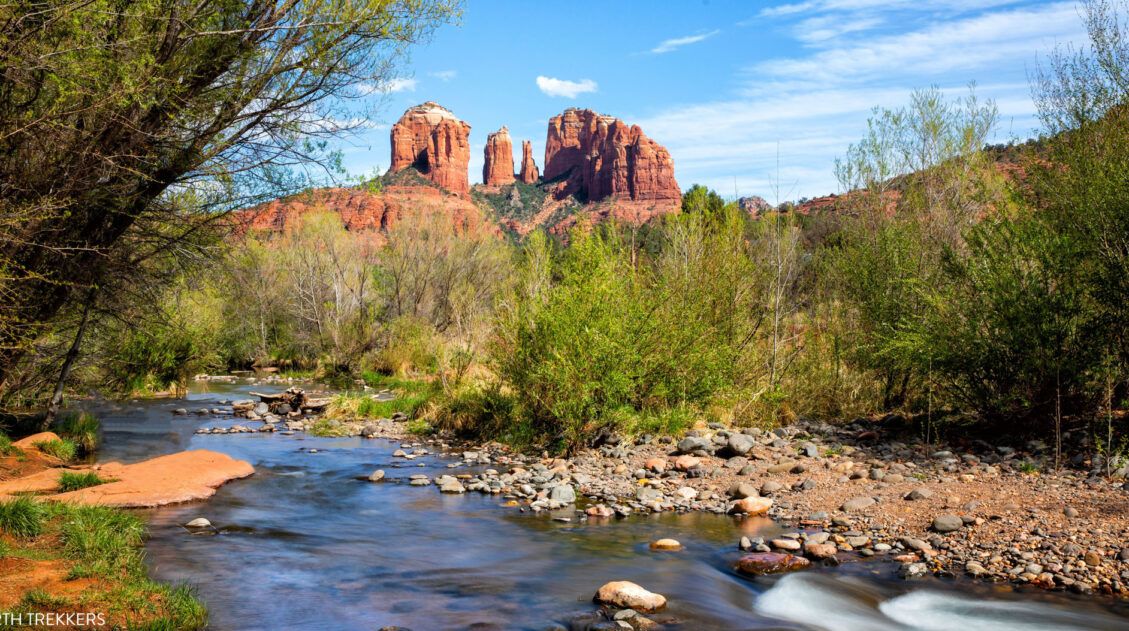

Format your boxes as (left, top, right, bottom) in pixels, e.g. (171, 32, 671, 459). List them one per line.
(194, 389, 1129, 601)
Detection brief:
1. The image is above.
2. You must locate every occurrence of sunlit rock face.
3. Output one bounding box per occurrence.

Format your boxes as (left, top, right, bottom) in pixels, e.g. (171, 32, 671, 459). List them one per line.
(389, 101, 471, 195)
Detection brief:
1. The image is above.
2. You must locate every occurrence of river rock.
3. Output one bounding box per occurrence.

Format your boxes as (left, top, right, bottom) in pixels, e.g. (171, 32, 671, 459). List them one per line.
(368, 470, 386, 482)
(728, 482, 759, 499)
(587, 504, 614, 518)
(728, 496, 772, 515)
(727, 433, 756, 455)
(676, 436, 710, 454)
(932, 514, 963, 533)
(734, 552, 810, 575)
(804, 542, 838, 560)
(840, 496, 875, 512)
(905, 487, 933, 501)
(593, 581, 667, 612)
(673, 455, 701, 471)
(649, 538, 682, 551)
(438, 477, 465, 494)
(549, 484, 576, 503)
(185, 518, 212, 528)
(898, 562, 929, 579)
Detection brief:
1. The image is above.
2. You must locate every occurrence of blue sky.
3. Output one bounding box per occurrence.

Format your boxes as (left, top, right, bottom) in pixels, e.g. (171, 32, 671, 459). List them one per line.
(334, 0, 1088, 200)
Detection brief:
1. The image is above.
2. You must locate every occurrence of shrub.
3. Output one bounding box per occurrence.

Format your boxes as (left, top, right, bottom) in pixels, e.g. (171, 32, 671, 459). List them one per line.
(34, 438, 76, 461)
(56, 412, 100, 455)
(58, 471, 109, 492)
(0, 431, 14, 456)
(0, 497, 46, 537)
(493, 222, 752, 453)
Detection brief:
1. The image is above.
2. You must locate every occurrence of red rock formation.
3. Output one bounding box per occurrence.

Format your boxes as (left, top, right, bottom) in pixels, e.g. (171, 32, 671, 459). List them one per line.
(482, 127, 515, 186)
(232, 185, 491, 240)
(388, 102, 471, 195)
(543, 108, 680, 203)
(519, 140, 539, 184)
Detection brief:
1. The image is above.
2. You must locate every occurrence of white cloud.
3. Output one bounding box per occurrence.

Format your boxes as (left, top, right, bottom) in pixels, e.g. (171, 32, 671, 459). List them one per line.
(536, 75, 598, 98)
(650, 29, 721, 54)
(640, 2, 1087, 200)
(429, 70, 457, 81)
(382, 78, 417, 93)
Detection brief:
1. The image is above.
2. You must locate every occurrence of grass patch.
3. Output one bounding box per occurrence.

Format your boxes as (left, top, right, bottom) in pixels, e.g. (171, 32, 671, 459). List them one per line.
(0, 432, 14, 456)
(33, 438, 76, 462)
(307, 417, 350, 437)
(53, 504, 146, 579)
(0, 502, 208, 629)
(55, 412, 100, 455)
(404, 419, 433, 435)
(0, 497, 46, 537)
(57, 471, 109, 492)
(328, 385, 435, 421)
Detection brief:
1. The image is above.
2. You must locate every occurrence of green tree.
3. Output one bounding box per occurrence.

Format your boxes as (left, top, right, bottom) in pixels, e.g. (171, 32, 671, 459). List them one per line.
(0, 0, 460, 390)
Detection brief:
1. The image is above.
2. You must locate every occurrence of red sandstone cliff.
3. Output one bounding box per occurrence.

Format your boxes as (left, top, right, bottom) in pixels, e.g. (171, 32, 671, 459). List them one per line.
(483, 127, 516, 186)
(233, 185, 489, 240)
(543, 108, 680, 204)
(519, 140, 539, 184)
(389, 102, 471, 195)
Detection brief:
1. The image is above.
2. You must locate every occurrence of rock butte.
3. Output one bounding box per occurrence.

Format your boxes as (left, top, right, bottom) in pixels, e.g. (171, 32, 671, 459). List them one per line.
(544, 107, 681, 204)
(0, 450, 254, 508)
(233, 102, 681, 237)
(482, 127, 515, 186)
(389, 101, 472, 195)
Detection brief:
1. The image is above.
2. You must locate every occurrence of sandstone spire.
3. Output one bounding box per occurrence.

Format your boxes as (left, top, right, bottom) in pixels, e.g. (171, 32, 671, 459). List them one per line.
(482, 127, 516, 186)
(519, 140, 540, 184)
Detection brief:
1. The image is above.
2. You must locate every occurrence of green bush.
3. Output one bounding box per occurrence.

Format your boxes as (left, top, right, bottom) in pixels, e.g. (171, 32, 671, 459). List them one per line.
(0, 431, 13, 456)
(56, 412, 100, 455)
(0, 497, 46, 537)
(34, 438, 76, 461)
(58, 471, 109, 492)
(492, 220, 753, 453)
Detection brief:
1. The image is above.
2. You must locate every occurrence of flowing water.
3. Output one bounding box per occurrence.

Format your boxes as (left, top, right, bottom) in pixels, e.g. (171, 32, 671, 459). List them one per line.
(83, 383, 1129, 630)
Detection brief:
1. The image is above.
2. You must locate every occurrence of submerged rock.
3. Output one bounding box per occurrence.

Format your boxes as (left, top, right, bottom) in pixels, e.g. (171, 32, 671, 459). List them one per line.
(649, 538, 682, 551)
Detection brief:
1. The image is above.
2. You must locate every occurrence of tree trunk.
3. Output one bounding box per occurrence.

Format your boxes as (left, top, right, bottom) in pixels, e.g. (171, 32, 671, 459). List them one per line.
(42, 288, 96, 430)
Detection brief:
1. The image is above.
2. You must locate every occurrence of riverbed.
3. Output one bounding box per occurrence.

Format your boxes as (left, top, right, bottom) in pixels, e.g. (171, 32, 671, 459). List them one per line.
(84, 383, 1129, 630)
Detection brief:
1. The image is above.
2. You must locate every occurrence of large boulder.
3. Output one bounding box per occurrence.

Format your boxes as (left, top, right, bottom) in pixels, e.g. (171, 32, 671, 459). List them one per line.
(594, 581, 666, 612)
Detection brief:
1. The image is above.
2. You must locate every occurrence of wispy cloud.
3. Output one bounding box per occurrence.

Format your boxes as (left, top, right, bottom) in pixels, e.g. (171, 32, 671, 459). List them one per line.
(642, 1, 1086, 199)
(651, 29, 721, 54)
(382, 78, 417, 93)
(429, 70, 457, 81)
(536, 75, 598, 98)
